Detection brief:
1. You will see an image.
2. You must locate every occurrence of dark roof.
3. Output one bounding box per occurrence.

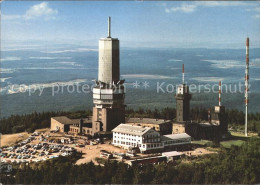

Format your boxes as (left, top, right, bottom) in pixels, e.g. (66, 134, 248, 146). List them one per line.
(52, 116, 74, 125)
(126, 118, 171, 125)
(71, 117, 92, 124)
(52, 116, 92, 125)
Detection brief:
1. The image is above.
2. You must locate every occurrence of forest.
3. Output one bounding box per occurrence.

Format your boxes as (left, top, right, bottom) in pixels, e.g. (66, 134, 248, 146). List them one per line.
(1, 137, 259, 184)
(1, 107, 260, 135)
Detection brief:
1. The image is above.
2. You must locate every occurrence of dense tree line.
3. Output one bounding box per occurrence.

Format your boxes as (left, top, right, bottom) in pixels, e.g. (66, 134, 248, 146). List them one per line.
(0, 110, 92, 134)
(1, 107, 260, 134)
(1, 138, 259, 184)
(126, 107, 176, 120)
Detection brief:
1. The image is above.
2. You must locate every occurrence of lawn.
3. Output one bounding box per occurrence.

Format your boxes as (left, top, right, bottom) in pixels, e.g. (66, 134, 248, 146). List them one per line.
(230, 131, 259, 138)
(220, 140, 245, 148)
(191, 140, 211, 146)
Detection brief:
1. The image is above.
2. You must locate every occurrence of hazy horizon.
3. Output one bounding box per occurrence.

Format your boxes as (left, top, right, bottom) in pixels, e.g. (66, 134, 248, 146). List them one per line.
(2, 39, 260, 50)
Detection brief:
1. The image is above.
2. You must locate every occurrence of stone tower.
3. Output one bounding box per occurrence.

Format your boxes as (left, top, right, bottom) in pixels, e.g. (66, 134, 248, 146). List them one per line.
(176, 64, 191, 122)
(92, 17, 125, 133)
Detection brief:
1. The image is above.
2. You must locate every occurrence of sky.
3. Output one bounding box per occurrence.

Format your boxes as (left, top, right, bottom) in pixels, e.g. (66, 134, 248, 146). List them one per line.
(1, 1, 260, 48)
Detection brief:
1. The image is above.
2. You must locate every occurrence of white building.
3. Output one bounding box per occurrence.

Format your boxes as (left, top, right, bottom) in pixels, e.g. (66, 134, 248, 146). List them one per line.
(112, 124, 191, 153)
(112, 124, 163, 153)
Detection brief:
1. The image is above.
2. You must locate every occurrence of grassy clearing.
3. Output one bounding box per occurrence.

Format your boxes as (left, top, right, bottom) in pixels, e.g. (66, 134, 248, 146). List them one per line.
(220, 140, 245, 148)
(230, 131, 259, 138)
(1, 132, 29, 147)
(191, 140, 211, 146)
(206, 147, 221, 152)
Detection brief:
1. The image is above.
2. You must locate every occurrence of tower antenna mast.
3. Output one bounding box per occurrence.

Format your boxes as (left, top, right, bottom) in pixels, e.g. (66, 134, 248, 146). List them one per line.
(219, 81, 221, 106)
(108, 16, 111, 38)
(245, 37, 249, 137)
(182, 64, 185, 84)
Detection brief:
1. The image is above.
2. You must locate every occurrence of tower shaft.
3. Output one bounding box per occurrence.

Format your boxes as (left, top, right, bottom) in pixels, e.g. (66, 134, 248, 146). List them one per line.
(98, 38, 120, 84)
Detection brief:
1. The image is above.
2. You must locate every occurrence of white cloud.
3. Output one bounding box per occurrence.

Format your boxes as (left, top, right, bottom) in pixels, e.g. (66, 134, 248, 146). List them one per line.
(0, 77, 12, 83)
(29, 57, 72, 60)
(202, 60, 243, 69)
(168, 59, 183, 62)
(41, 48, 98, 54)
(193, 77, 225, 82)
(54, 61, 82, 67)
(1, 57, 21, 62)
(121, 74, 174, 80)
(252, 58, 260, 65)
(1, 14, 22, 20)
(0, 79, 88, 95)
(2, 2, 58, 21)
(24, 2, 58, 20)
(195, 1, 251, 7)
(165, 4, 197, 13)
(164, 1, 256, 14)
(0, 68, 15, 74)
(246, 7, 260, 12)
(246, 7, 260, 19)
(254, 14, 260, 18)
(255, 7, 260, 12)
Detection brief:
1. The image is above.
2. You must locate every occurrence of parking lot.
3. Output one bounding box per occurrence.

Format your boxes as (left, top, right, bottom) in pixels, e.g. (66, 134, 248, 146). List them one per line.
(0, 130, 121, 165)
(0, 132, 75, 164)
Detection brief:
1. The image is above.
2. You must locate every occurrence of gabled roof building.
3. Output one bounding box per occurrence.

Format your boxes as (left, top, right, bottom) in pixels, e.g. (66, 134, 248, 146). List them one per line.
(112, 124, 191, 153)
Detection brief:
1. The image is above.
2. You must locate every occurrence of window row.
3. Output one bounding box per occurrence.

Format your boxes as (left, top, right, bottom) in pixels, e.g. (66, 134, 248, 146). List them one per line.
(113, 132, 140, 138)
(164, 139, 190, 145)
(147, 143, 162, 148)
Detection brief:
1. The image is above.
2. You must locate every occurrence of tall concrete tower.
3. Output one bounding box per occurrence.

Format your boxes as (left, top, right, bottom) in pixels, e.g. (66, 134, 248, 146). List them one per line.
(176, 64, 191, 122)
(92, 17, 125, 133)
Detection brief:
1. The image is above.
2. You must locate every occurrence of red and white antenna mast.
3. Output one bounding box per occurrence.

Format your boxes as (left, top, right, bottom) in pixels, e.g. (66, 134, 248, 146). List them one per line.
(245, 37, 249, 136)
(219, 81, 222, 106)
(182, 64, 185, 84)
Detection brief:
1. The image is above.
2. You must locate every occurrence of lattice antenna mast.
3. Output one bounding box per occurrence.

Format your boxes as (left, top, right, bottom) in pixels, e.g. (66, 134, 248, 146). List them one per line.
(182, 64, 185, 84)
(219, 81, 222, 106)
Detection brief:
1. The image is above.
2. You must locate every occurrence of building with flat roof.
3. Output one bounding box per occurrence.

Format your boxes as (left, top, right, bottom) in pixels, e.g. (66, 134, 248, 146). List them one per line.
(162, 151, 184, 161)
(128, 155, 167, 166)
(162, 133, 191, 149)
